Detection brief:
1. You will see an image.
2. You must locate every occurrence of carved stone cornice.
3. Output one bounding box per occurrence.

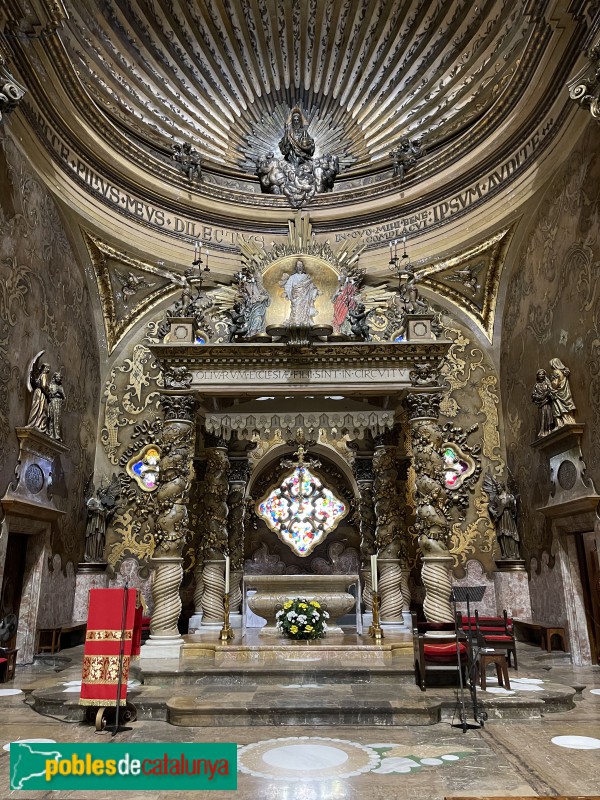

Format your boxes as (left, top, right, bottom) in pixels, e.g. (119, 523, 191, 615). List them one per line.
(159, 394, 197, 423)
(150, 339, 451, 398)
(205, 410, 394, 442)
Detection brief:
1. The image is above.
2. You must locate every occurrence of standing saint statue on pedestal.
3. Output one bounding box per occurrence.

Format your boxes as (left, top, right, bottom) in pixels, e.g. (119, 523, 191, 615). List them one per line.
(46, 372, 66, 441)
(280, 259, 319, 326)
(26, 351, 51, 432)
(483, 473, 521, 561)
(84, 475, 120, 563)
(549, 358, 577, 427)
(531, 369, 555, 437)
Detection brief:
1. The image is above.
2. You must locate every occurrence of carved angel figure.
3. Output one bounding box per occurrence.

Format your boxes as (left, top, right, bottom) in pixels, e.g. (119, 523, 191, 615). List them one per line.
(116, 271, 155, 306)
(26, 351, 51, 432)
(482, 473, 521, 560)
(447, 262, 483, 293)
(84, 474, 120, 563)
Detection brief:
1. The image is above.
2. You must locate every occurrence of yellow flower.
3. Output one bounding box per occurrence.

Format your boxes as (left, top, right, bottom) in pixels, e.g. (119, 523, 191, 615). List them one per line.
(299, 603, 308, 609)
(309, 601, 320, 608)
(290, 625, 299, 634)
(283, 601, 293, 609)
(305, 625, 314, 632)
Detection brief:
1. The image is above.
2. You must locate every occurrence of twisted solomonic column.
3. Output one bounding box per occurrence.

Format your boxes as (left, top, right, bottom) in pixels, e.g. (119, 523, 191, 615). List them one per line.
(143, 392, 197, 658)
(373, 441, 405, 624)
(355, 457, 376, 615)
(200, 558, 226, 625)
(227, 458, 249, 618)
(199, 441, 230, 626)
(419, 536, 454, 622)
(405, 392, 454, 623)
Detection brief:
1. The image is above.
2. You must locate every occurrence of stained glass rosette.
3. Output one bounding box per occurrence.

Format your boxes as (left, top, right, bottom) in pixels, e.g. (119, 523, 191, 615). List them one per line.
(257, 465, 347, 557)
(442, 442, 475, 490)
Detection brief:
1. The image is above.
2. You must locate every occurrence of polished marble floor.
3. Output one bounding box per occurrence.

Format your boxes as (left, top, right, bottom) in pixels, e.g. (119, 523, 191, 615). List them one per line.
(1, 642, 599, 799)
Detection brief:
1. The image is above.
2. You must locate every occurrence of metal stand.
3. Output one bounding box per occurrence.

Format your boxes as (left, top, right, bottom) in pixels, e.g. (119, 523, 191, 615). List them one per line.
(219, 592, 234, 643)
(450, 585, 487, 732)
(368, 591, 384, 642)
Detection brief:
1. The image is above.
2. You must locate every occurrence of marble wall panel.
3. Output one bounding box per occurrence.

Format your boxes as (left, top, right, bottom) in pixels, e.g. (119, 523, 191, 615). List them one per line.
(36, 555, 76, 628)
(450, 559, 497, 617)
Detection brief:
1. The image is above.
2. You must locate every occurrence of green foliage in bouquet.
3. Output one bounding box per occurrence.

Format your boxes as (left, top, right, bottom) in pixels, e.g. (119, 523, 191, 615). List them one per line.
(275, 597, 330, 640)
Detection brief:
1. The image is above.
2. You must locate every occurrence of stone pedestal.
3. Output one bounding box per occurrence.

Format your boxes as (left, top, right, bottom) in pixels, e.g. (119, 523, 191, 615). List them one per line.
(140, 633, 184, 660)
(188, 613, 203, 634)
(493, 567, 532, 619)
(72, 564, 109, 622)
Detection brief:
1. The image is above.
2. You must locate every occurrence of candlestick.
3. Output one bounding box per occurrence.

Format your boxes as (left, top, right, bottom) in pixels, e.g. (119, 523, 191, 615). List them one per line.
(394, 239, 398, 260)
(219, 591, 234, 643)
(204, 247, 210, 271)
(370, 553, 378, 593)
(224, 555, 230, 595)
(369, 590, 384, 641)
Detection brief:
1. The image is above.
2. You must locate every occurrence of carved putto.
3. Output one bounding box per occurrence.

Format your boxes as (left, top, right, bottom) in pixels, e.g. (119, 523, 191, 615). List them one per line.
(172, 141, 202, 181)
(255, 106, 340, 208)
(25, 351, 66, 441)
(483, 472, 521, 561)
(531, 358, 577, 436)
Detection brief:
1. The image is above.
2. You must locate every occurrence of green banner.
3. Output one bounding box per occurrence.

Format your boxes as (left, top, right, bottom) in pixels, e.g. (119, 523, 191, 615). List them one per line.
(10, 742, 237, 791)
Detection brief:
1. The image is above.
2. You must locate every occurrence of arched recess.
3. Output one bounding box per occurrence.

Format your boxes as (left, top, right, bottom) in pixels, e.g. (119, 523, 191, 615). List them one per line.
(244, 441, 361, 577)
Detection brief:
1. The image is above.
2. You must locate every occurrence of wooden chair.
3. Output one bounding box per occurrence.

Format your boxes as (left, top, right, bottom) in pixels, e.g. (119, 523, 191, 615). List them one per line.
(412, 612, 469, 692)
(474, 610, 518, 669)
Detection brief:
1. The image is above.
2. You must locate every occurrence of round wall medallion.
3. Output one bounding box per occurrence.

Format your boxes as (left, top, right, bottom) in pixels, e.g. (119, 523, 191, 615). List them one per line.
(174, 325, 188, 340)
(557, 459, 577, 491)
(24, 464, 44, 494)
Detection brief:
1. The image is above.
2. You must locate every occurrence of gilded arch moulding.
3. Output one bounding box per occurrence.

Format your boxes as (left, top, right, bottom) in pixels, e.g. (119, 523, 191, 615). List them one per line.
(83, 230, 181, 354)
(416, 225, 516, 342)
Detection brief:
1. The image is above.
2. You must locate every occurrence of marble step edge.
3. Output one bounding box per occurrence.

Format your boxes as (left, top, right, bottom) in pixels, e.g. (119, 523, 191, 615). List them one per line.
(141, 665, 415, 686)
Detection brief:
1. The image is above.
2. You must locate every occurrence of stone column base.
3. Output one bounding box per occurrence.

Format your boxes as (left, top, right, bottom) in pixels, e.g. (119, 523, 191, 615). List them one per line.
(493, 569, 532, 619)
(188, 613, 203, 633)
(140, 633, 184, 659)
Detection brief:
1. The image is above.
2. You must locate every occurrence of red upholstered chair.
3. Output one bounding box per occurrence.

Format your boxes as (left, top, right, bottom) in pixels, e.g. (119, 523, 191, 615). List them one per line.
(474, 609, 518, 669)
(412, 613, 469, 692)
(0, 648, 18, 683)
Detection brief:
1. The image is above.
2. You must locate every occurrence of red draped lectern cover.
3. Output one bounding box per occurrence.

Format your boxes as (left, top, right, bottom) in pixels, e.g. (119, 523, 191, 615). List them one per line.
(79, 588, 142, 707)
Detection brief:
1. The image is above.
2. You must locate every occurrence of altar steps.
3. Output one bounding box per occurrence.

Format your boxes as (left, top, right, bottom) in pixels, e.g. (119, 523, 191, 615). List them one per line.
(29, 677, 575, 727)
(142, 664, 415, 687)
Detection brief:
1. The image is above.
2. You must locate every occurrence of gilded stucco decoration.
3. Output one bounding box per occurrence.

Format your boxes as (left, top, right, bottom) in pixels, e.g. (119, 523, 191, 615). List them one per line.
(402, 314, 504, 575)
(0, 133, 100, 565)
(500, 123, 600, 569)
(84, 231, 179, 354)
(415, 226, 515, 342)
